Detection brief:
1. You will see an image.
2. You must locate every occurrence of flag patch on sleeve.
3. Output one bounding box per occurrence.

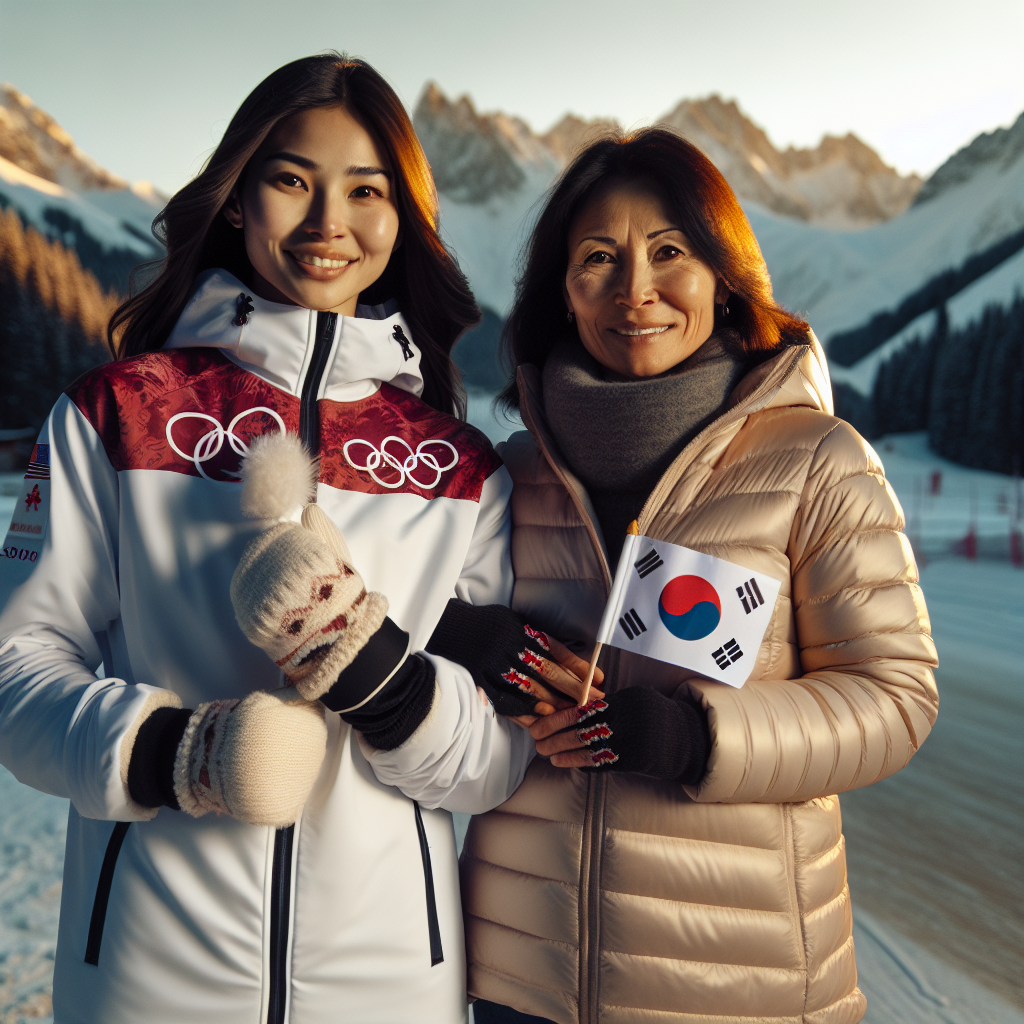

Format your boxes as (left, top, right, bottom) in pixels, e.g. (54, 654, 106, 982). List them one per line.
(3, 442, 51, 571)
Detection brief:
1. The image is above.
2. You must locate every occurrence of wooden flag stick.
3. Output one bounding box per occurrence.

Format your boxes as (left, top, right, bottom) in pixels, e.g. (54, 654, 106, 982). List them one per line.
(577, 643, 602, 708)
(578, 520, 640, 706)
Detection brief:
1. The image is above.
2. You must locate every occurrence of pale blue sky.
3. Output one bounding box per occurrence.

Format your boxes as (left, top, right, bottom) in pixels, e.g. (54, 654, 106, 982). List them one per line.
(1, 0, 1022, 194)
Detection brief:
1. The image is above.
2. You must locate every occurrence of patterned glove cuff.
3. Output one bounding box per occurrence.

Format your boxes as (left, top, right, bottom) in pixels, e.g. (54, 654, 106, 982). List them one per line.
(321, 616, 411, 713)
(173, 700, 240, 818)
(290, 591, 390, 702)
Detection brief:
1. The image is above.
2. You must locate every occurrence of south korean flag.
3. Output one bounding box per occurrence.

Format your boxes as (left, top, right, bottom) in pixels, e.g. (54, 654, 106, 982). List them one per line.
(595, 524, 781, 687)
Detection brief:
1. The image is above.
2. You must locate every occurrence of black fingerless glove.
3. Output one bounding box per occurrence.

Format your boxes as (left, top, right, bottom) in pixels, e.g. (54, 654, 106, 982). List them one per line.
(560, 687, 710, 784)
(425, 599, 552, 717)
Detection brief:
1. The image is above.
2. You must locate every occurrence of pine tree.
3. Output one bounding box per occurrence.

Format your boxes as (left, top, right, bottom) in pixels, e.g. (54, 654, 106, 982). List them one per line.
(0, 208, 116, 432)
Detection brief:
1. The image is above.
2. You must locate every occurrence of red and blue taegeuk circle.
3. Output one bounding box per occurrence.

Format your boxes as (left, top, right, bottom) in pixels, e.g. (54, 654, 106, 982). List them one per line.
(658, 575, 721, 641)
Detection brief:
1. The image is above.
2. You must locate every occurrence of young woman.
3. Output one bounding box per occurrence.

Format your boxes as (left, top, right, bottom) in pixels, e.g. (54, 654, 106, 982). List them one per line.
(460, 130, 940, 1024)
(0, 54, 587, 1024)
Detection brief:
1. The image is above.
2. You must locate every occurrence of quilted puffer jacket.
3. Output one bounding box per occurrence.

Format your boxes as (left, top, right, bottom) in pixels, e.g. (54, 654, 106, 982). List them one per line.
(461, 336, 939, 1024)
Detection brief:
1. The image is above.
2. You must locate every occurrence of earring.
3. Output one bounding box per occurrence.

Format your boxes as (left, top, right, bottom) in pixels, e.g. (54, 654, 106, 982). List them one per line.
(721, 302, 730, 318)
(566, 311, 575, 324)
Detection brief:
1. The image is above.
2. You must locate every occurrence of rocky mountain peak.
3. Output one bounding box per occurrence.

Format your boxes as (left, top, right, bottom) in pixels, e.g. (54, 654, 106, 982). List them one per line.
(658, 95, 921, 226)
(0, 84, 127, 193)
(416, 83, 921, 227)
(414, 83, 557, 204)
(913, 111, 1024, 206)
(539, 113, 620, 164)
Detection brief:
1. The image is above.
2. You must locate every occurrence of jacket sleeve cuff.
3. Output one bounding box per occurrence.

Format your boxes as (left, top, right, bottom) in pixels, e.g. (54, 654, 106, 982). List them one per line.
(321, 616, 410, 713)
(126, 705, 193, 810)
(360, 652, 536, 814)
(113, 687, 183, 820)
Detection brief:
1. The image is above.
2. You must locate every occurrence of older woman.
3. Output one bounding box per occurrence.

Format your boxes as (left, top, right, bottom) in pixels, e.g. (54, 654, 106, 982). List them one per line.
(463, 130, 939, 1024)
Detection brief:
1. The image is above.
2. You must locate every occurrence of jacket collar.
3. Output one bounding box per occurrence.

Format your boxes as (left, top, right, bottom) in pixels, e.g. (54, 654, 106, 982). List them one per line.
(164, 268, 424, 402)
(517, 332, 833, 572)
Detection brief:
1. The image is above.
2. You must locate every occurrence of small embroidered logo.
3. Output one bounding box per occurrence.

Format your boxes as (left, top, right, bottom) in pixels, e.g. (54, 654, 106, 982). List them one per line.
(24, 485, 41, 512)
(166, 407, 287, 480)
(343, 436, 458, 490)
(232, 293, 254, 327)
(392, 324, 414, 360)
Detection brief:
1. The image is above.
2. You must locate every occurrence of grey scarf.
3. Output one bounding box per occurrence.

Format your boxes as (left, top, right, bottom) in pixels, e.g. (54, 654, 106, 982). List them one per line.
(541, 332, 748, 560)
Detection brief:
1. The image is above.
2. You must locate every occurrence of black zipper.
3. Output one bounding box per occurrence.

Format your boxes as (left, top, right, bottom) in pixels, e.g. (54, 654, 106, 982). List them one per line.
(84, 821, 131, 966)
(298, 310, 338, 453)
(266, 309, 337, 1024)
(266, 825, 294, 1024)
(413, 802, 444, 966)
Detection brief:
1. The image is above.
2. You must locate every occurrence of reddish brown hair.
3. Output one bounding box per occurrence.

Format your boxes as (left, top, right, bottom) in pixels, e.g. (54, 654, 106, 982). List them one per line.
(499, 127, 809, 409)
(110, 53, 477, 416)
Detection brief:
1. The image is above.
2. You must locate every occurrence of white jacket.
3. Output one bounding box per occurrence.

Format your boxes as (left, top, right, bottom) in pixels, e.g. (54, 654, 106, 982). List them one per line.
(0, 269, 535, 1024)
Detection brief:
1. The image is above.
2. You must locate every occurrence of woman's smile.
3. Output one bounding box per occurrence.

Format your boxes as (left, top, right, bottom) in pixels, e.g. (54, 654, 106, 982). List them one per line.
(609, 324, 673, 337)
(284, 248, 357, 281)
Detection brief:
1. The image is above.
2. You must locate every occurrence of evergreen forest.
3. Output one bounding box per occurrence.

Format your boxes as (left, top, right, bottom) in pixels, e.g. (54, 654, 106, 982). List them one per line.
(868, 299, 1024, 474)
(0, 208, 115, 433)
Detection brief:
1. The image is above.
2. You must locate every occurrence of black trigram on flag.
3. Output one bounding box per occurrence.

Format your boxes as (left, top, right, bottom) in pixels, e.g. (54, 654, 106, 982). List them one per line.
(711, 638, 743, 670)
(736, 578, 764, 614)
(619, 608, 647, 640)
(634, 549, 664, 579)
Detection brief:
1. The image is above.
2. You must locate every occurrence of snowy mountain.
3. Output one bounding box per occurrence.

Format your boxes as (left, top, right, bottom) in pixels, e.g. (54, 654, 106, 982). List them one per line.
(750, 110, 1024, 344)
(0, 83, 127, 193)
(658, 95, 921, 228)
(0, 84, 164, 292)
(415, 84, 927, 317)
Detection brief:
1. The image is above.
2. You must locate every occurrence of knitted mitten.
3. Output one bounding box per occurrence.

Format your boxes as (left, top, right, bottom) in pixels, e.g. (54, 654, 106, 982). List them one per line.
(173, 687, 328, 827)
(425, 599, 558, 716)
(558, 687, 710, 783)
(230, 433, 390, 704)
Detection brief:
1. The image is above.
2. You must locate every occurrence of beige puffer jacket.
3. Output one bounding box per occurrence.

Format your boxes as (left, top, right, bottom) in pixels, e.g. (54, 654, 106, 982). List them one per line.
(461, 337, 938, 1024)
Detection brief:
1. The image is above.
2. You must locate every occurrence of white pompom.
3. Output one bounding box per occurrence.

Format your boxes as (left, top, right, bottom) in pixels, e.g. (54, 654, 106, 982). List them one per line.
(239, 432, 318, 520)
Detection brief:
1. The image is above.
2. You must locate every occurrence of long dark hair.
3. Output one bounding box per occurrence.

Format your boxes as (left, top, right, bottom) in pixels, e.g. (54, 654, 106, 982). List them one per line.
(499, 127, 809, 409)
(110, 53, 478, 416)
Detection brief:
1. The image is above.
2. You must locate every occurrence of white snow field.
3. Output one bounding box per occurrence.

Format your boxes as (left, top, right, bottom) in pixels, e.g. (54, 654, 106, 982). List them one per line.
(2, 438, 1022, 1022)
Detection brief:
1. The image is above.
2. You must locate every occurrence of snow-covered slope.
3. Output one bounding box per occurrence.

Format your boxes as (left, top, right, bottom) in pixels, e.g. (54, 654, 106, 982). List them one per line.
(831, 244, 1024, 396)
(0, 86, 164, 291)
(0, 155, 161, 258)
(749, 114, 1024, 339)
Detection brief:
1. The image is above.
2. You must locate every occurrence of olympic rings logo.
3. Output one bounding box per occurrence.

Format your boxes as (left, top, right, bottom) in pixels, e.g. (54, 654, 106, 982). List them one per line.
(166, 407, 287, 480)
(343, 436, 459, 490)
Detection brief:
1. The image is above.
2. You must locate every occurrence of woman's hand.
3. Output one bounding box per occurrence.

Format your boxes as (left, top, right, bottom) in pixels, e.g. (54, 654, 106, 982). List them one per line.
(509, 633, 604, 728)
(425, 600, 603, 722)
(529, 687, 710, 783)
(174, 688, 328, 826)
